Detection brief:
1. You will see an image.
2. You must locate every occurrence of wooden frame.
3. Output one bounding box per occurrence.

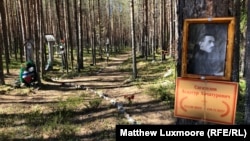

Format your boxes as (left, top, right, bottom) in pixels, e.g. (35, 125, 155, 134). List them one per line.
(181, 17, 235, 81)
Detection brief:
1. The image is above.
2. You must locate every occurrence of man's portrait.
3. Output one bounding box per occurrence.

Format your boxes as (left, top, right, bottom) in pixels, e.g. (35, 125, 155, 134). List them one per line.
(187, 23, 228, 76)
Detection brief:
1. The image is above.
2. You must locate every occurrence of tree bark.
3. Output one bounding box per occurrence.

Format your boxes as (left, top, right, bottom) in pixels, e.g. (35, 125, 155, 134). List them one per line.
(130, 0, 137, 80)
(0, 0, 6, 84)
(0, 0, 10, 76)
(245, 0, 250, 124)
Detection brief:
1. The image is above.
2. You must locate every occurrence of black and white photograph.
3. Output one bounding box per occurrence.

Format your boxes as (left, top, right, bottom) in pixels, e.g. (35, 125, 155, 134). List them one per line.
(181, 17, 235, 81)
(186, 23, 228, 76)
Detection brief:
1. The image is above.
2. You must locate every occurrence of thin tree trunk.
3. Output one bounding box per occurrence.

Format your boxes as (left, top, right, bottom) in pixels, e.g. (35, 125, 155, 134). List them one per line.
(63, 1, 69, 72)
(130, 0, 137, 80)
(67, 0, 74, 70)
(98, 0, 103, 59)
(6, 0, 12, 59)
(34, 0, 41, 84)
(19, 0, 26, 62)
(145, 0, 148, 60)
(27, 0, 32, 39)
(152, 0, 156, 61)
(79, 0, 84, 69)
(0, 0, 6, 84)
(55, 0, 64, 39)
(75, 0, 80, 72)
(1, 0, 10, 75)
(91, 0, 96, 66)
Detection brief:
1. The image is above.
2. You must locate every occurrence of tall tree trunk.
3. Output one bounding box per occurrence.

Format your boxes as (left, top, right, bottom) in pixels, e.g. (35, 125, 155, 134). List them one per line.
(79, 0, 84, 69)
(160, 0, 165, 61)
(19, 0, 26, 62)
(145, 0, 148, 60)
(14, 1, 20, 61)
(1, 0, 10, 75)
(63, 0, 69, 72)
(152, 0, 156, 61)
(39, 0, 45, 79)
(75, 0, 80, 72)
(174, 0, 179, 60)
(55, 0, 64, 39)
(33, 0, 42, 85)
(91, 0, 96, 66)
(67, 0, 74, 70)
(107, 0, 111, 54)
(130, 0, 137, 80)
(245, 0, 250, 124)
(0, 0, 6, 84)
(98, 0, 103, 59)
(27, 0, 32, 39)
(6, 0, 12, 59)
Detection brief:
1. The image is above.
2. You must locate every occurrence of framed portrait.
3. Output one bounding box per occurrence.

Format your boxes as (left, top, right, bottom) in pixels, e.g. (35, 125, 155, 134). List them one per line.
(181, 17, 235, 81)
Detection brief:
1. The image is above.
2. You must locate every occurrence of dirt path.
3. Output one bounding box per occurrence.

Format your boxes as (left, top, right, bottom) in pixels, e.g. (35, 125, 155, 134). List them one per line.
(1, 52, 176, 140)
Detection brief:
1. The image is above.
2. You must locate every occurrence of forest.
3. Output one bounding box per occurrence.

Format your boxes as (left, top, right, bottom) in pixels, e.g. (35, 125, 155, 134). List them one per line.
(0, 0, 250, 140)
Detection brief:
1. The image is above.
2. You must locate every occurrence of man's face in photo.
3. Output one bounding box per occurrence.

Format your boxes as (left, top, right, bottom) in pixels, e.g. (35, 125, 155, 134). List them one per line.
(199, 35, 215, 53)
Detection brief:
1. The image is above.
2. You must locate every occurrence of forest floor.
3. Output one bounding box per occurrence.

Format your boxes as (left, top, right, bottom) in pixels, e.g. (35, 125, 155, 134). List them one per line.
(1, 51, 177, 140)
